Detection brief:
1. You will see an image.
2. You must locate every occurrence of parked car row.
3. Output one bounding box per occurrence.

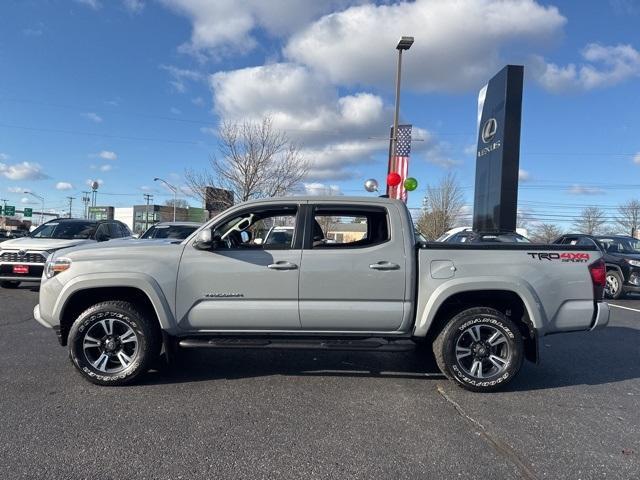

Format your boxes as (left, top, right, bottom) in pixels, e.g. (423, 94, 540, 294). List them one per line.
(0, 218, 202, 288)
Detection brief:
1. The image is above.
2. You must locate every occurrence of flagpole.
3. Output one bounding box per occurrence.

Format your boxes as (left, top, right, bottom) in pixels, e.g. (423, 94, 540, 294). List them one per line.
(388, 37, 413, 197)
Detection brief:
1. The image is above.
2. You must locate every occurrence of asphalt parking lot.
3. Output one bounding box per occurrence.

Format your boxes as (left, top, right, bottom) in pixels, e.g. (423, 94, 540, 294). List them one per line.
(1, 286, 638, 479)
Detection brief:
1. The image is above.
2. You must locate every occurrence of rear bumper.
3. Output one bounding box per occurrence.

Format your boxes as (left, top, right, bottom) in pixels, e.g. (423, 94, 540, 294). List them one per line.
(591, 302, 610, 330)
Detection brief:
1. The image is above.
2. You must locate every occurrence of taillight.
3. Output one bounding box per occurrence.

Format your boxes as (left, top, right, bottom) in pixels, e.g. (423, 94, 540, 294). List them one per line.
(589, 258, 606, 300)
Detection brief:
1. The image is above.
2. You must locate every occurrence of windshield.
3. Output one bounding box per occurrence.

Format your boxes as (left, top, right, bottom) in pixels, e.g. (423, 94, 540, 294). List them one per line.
(140, 225, 198, 240)
(30, 221, 97, 240)
(596, 237, 640, 254)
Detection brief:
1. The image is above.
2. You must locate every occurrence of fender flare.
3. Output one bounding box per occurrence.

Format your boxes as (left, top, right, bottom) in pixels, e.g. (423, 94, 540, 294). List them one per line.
(413, 276, 545, 337)
(54, 272, 176, 332)
(605, 264, 623, 276)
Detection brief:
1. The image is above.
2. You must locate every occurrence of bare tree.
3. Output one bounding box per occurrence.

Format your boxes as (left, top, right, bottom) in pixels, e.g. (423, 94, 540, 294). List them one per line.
(164, 198, 189, 209)
(531, 223, 563, 243)
(573, 206, 607, 235)
(416, 173, 465, 240)
(616, 199, 640, 237)
(185, 117, 310, 209)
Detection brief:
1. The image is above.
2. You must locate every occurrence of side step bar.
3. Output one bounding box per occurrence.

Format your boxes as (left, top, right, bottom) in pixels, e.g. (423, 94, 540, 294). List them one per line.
(178, 337, 416, 352)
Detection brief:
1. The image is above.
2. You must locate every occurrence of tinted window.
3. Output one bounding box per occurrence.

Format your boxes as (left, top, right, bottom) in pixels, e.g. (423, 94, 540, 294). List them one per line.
(213, 207, 297, 250)
(31, 221, 97, 239)
(141, 225, 199, 240)
(311, 207, 388, 249)
(596, 237, 640, 254)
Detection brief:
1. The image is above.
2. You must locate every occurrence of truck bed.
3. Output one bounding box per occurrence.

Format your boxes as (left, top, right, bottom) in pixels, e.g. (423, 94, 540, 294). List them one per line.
(414, 242, 606, 337)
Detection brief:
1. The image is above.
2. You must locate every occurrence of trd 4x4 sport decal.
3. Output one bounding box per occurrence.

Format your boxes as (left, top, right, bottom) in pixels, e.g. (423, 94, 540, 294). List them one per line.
(527, 252, 590, 263)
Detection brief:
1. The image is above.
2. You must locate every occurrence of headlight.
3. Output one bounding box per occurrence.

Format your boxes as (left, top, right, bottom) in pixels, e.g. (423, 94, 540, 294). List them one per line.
(626, 259, 640, 267)
(44, 257, 72, 279)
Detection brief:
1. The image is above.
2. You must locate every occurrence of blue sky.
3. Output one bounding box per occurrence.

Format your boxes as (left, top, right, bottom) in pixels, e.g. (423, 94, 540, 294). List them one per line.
(1, 0, 639, 229)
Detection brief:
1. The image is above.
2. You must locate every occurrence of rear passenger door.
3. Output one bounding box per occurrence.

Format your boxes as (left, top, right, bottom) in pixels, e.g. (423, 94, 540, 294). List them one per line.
(298, 203, 408, 332)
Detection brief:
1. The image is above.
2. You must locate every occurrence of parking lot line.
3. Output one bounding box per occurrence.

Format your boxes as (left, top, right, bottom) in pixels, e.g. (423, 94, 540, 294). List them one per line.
(608, 303, 640, 313)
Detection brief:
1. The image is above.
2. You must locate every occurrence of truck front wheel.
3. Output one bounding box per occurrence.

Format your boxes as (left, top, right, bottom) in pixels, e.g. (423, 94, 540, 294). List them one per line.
(433, 307, 524, 392)
(67, 301, 161, 386)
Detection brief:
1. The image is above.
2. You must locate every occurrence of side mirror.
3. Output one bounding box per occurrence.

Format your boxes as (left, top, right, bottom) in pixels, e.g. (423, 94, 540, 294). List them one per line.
(193, 229, 213, 250)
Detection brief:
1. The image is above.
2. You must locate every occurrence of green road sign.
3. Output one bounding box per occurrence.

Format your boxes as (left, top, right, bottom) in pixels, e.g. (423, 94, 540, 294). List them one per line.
(23, 208, 33, 217)
(4, 205, 15, 216)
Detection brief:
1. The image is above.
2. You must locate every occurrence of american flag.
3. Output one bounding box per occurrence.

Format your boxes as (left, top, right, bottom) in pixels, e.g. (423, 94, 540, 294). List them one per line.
(388, 124, 412, 202)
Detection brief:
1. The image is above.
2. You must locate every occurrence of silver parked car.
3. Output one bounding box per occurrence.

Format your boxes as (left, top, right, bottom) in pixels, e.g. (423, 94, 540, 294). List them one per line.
(0, 218, 132, 288)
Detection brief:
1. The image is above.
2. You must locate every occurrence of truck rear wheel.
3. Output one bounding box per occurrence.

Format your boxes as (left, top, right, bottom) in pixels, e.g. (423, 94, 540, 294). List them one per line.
(433, 307, 524, 392)
(67, 301, 161, 386)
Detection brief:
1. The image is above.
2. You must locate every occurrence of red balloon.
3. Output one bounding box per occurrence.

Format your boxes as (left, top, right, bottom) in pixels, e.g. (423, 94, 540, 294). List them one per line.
(387, 172, 402, 187)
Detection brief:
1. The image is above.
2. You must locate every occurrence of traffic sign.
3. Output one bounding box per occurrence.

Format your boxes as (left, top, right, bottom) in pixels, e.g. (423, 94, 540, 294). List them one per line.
(23, 208, 32, 217)
(4, 205, 15, 216)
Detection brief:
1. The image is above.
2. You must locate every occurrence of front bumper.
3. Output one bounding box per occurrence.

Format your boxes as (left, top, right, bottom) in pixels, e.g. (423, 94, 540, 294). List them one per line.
(0, 263, 44, 282)
(33, 304, 54, 329)
(591, 302, 610, 330)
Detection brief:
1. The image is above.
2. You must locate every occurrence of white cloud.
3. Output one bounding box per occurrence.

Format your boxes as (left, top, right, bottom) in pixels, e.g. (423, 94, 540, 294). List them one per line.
(285, 0, 566, 92)
(99, 164, 113, 172)
(200, 126, 217, 136)
(75, 0, 101, 9)
(0, 162, 47, 181)
(192, 96, 205, 107)
(21, 197, 38, 205)
(55, 182, 74, 191)
(159, 0, 360, 59)
(634, 152, 640, 165)
(304, 183, 342, 196)
(532, 43, 640, 92)
(123, 0, 144, 13)
(82, 112, 103, 123)
(211, 62, 449, 180)
(519, 169, 531, 181)
(7, 186, 23, 193)
(0, 153, 9, 160)
(160, 64, 204, 93)
(91, 150, 117, 160)
(567, 184, 605, 195)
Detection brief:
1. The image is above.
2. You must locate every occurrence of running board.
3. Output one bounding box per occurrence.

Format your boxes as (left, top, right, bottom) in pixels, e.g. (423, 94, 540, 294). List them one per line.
(178, 337, 416, 352)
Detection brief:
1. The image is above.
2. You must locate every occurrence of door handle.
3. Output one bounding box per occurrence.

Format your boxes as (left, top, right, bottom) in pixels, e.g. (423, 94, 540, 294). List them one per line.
(267, 261, 298, 270)
(369, 261, 400, 271)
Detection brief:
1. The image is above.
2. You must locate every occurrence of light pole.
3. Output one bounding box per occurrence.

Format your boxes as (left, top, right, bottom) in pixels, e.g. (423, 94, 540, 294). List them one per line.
(24, 191, 45, 225)
(388, 35, 414, 197)
(154, 177, 177, 222)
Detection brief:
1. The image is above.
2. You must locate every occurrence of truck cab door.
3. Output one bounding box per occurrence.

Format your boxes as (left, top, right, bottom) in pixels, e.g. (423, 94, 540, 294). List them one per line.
(176, 203, 303, 331)
(298, 203, 409, 332)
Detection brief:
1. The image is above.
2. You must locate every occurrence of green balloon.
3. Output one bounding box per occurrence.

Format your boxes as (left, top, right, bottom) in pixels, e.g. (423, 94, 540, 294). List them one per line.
(404, 177, 418, 191)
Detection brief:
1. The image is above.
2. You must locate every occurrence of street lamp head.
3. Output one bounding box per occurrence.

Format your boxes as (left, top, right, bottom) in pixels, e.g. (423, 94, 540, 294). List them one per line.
(153, 177, 160, 182)
(396, 36, 414, 50)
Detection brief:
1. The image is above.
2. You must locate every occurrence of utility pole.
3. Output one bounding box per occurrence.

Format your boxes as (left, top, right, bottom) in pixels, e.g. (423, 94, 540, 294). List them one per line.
(66, 197, 75, 218)
(81, 191, 91, 219)
(0, 198, 7, 224)
(143, 193, 153, 231)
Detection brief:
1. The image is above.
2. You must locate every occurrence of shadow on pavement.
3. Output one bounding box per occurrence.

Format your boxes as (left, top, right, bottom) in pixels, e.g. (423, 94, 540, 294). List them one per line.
(142, 347, 444, 386)
(140, 327, 640, 390)
(510, 326, 640, 391)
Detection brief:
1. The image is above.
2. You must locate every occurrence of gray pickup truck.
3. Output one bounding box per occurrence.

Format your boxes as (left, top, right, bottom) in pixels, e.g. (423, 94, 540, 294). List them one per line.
(34, 196, 609, 392)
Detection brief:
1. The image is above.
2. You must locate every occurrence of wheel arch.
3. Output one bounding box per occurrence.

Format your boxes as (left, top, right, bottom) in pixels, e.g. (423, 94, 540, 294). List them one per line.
(55, 274, 175, 346)
(416, 284, 540, 364)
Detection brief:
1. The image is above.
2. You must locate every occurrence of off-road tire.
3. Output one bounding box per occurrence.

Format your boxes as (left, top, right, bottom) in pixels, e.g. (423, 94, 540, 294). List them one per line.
(605, 270, 624, 300)
(0, 281, 20, 289)
(68, 301, 161, 386)
(433, 307, 524, 393)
